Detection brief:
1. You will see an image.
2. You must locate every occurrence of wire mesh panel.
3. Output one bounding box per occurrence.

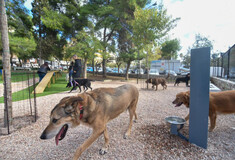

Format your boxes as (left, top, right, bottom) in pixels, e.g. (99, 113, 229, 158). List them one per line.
(0, 71, 37, 135)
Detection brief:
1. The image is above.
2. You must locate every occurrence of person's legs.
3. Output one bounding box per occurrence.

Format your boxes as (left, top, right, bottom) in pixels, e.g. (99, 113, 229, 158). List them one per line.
(38, 73, 46, 82)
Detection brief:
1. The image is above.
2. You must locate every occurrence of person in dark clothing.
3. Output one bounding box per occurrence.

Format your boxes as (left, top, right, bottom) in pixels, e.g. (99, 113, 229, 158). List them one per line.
(72, 55, 82, 79)
(68, 61, 74, 82)
(37, 62, 51, 82)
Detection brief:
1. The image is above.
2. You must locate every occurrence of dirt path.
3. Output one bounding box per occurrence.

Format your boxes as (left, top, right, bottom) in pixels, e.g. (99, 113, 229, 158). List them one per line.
(0, 78, 39, 96)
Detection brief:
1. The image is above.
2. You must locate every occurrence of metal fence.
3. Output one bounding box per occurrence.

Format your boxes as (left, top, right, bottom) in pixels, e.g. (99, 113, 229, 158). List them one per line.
(0, 70, 37, 135)
(221, 44, 235, 81)
(210, 44, 235, 82)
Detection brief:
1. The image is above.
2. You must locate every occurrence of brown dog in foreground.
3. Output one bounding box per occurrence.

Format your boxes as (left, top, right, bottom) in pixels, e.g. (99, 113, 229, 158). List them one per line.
(172, 90, 235, 131)
(145, 78, 167, 90)
(40, 84, 139, 159)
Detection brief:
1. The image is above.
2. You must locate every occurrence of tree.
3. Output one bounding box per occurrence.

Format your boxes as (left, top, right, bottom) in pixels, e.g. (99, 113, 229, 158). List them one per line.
(65, 29, 102, 78)
(31, 0, 48, 64)
(89, 0, 120, 78)
(160, 39, 181, 60)
(182, 47, 191, 68)
(9, 35, 36, 65)
(6, 0, 33, 38)
(0, 0, 13, 126)
(192, 33, 213, 49)
(182, 34, 214, 67)
(4, 0, 35, 66)
(121, 2, 179, 80)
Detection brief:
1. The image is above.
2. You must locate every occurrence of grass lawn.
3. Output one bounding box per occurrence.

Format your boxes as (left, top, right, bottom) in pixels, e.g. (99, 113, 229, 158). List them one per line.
(0, 73, 70, 103)
(0, 72, 136, 103)
(0, 71, 35, 83)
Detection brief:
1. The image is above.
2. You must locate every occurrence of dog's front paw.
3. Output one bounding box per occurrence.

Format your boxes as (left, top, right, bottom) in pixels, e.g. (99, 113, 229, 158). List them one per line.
(99, 148, 108, 155)
(123, 133, 129, 139)
(209, 127, 214, 132)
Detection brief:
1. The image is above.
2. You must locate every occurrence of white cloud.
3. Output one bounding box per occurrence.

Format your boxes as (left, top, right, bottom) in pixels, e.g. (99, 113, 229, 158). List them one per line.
(154, 0, 235, 54)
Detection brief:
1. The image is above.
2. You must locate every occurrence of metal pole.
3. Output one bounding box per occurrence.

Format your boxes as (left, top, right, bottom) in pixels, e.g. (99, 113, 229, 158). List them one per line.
(27, 72, 32, 115)
(3, 70, 10, 134)
(137, 50, 140, 84)
(227, 49, 230, 79)
(33, 71, 37, 122)
(146, 52, 149, 89)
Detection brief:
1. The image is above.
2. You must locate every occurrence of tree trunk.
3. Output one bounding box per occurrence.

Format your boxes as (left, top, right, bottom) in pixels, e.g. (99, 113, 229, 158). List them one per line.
(0, 0, 13, 126)
(18, 58, 22, 67)
(92, 58, 95, 76)
(125, 61, 131, 80)
(102, 58, 106, 78)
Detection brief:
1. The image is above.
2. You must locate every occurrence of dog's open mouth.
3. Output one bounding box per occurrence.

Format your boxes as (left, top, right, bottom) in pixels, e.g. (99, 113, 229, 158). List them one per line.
(175, 102, 183, 107)
(55, 124, 68, 145)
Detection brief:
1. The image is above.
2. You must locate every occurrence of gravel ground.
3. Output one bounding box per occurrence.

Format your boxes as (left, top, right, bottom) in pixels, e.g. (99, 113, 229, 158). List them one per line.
(1, 81, 235, 160)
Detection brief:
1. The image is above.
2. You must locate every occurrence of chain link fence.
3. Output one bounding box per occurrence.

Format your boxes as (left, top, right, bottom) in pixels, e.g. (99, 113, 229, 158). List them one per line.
(0, 70, 37, 135)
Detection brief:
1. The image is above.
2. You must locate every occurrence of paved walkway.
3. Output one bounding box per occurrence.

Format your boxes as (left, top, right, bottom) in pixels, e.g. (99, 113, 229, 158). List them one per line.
(0, 78, 39, 97)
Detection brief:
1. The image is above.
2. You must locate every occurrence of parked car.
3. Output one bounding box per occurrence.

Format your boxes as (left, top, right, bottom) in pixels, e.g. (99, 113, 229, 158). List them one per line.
(134, 68, 144, 74)
(97, 68, 103, 72)
(112, 68, 123, 73)
(106, 67, 113, 73)
(87, 67, 93, 72)
(123, 69, 132, 74)
(180, 72, 190, 76)
(164, 70, 177, 76)
(149, 69, 159, 75)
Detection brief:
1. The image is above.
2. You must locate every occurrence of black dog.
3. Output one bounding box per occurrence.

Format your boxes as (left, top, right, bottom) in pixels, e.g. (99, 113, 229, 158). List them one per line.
(66, 79, 92, 93)
(174, 73, 190, 87)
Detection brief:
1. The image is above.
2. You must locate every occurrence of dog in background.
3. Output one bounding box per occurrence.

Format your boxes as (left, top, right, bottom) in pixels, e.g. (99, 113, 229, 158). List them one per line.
(66, 79, 92, 93)
(172, 90, 235, 131)
(145, 78, 167, 91)
(40, 84, 139, 159)
(174, 73, 190, 87)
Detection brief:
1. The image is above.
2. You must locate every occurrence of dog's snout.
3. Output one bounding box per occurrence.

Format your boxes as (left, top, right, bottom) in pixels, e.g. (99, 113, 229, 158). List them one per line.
(40, 133, 47, 139)
(40, 130, 48, 139)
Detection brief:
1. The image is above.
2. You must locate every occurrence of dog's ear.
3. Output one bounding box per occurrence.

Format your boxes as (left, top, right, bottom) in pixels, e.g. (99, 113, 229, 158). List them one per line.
(60, 96, 71, 103)
(64, 96, 83, 114)
(183, 91, 190, 106)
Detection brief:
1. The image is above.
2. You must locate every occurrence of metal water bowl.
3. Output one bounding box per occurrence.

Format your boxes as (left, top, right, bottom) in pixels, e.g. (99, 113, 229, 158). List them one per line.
(165, 116, 188, 141)
(165, 116, 186, 125)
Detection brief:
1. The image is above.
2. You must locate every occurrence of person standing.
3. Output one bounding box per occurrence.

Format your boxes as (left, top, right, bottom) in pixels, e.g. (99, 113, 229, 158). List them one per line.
(68, 61, 74, 82)
(37, 62, 51, 82)
(72, 55, 82, 80)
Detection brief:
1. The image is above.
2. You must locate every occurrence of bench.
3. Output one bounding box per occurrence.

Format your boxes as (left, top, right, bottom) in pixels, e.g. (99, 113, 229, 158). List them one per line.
(33, 71, 61, 94)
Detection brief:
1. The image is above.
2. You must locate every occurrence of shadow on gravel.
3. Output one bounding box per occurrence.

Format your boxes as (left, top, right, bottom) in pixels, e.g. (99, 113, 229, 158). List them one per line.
(134, 124, 207, 159)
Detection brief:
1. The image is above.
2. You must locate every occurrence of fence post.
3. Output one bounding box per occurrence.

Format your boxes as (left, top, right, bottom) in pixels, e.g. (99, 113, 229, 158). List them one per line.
(27, 72, 32, 115)
(3, 70, 10, 134)
(33, 71, 37, 122)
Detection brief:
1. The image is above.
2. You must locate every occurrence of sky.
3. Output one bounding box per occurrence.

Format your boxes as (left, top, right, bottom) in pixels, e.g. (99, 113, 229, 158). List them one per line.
(25, 0, 235, 55)
(154, 0, 235, 54)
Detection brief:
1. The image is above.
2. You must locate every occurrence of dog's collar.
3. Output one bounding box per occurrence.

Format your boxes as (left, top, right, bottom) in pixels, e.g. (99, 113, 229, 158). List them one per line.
(74, 80, 79, 85)
(79, 105, 84, 119)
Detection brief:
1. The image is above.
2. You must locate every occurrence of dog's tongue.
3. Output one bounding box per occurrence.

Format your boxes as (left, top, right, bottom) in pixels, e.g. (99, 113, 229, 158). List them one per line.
(55, 126, 65, 146)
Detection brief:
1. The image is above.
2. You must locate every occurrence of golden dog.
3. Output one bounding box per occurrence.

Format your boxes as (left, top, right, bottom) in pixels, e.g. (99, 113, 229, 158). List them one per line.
(145, 78, 167, 90)
(40, 84, 139, 159)
(172, 90, 235, 131)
